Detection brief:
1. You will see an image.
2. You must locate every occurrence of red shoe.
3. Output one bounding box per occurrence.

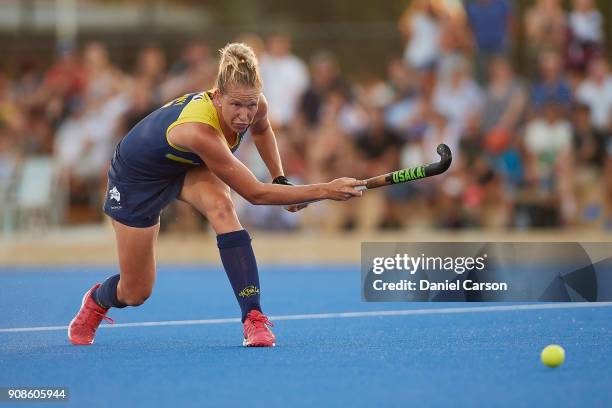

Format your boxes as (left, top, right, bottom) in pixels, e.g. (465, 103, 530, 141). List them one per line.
(243, 310, 276, 347)
(68, 284, 114, 345)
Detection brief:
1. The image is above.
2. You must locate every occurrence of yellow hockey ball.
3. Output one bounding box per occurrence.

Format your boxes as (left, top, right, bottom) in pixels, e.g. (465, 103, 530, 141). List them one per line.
(541, 344, 565, 368)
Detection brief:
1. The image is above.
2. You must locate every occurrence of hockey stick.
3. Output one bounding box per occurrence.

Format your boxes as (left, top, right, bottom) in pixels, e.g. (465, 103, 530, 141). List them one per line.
(291, 144, 452, 207)
(356, 143, 452, 191)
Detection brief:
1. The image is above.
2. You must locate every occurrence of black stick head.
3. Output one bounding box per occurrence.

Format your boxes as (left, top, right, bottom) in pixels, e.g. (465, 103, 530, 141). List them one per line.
(437, 143, 452, 161)
(428, 143, 452, 175)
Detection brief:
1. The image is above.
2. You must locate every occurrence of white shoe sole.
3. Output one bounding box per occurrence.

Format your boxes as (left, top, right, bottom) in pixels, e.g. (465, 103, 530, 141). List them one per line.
(243, 338, 276, 347)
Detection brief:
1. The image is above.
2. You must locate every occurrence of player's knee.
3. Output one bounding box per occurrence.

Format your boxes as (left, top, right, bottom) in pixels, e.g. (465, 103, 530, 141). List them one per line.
(121, 286, 153, 306)
(207, 195, 235, 222)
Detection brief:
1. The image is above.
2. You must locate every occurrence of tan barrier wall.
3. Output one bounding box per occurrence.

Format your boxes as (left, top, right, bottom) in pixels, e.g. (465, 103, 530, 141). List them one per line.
(0, 226, 610, 266)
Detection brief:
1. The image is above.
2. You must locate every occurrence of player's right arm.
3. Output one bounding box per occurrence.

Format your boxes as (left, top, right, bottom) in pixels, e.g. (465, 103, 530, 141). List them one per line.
(168, 122, 365, 205)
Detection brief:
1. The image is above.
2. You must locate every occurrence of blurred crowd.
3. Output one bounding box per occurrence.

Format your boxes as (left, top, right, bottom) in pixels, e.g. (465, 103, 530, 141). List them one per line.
(1, 0, 611, 233)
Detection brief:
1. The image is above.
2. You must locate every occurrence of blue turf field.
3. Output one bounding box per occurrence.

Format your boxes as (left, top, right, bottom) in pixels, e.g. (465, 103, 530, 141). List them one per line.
(0, 264, 611, 407)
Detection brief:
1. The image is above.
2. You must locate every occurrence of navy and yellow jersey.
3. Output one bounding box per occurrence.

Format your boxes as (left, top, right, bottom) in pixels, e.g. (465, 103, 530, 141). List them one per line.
(104, 90, 249, 228)
(110, 90, 248, 183)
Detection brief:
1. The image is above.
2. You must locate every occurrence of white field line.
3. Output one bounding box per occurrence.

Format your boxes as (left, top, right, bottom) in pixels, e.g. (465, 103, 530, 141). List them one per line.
(1, 302, 611, 334)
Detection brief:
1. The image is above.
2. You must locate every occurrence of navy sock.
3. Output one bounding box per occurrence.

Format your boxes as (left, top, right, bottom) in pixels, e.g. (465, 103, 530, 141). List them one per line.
(217, 229, 262, 321)
(92, 274, 127, 309)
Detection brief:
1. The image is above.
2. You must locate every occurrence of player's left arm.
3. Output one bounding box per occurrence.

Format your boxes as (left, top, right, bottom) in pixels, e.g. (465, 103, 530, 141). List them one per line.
(250, 94, 284, 180)
(250, 94, 307, 212)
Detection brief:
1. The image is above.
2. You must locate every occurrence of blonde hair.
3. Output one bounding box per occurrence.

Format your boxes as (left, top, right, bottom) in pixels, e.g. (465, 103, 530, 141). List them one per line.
(216, 42, 262, 93)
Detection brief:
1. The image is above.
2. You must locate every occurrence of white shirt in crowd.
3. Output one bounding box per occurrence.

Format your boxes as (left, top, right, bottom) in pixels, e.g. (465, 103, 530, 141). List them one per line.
(433, 78, 483, 128)
(576, 76, 612, 130)
(569, 9, 603, 43)
(259, 53, 309, 127)
(524, 118, 572, 177)
(55, 94, 130, 179)
(403, 12, 440, 69)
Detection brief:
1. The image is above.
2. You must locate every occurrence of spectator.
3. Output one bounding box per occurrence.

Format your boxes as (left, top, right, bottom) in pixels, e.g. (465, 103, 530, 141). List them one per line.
(530, 51, 573, 112)
(459, 115, 512, 229)
(20, 106, 53, 155)
(351, 105, 402, 230)
(121, 78, 158, 135)
(134, 45, 166, 102)
(482, 56, 526, 137)
(54, 93, 128, 218)
(398, 0, 441, 71)
(575, 56, 612, 131)
(435, 1, 475, 76)
(465, 0, 514, 82)
(305, 85, 356, 231)
(523, 101, 575, 225)
(52, 43, 130, 219)
(459, 113, 485, 168)
(421, 104, 462, 162)
(167, 41, 210, 77)
(567, 0, 604, 73)
(259, 34, 309, 129)
(307, 84, 355, 183)
(384, 58, 429, 139)
(161, 41, 215, 101)
(0, 73, 24, 229)
(524, 103, 573, 183)
(12, 58, 43, 107)
(525, 0, 566, 75)
(433, 56, 483, 129)
(298, 50, 345, 129)
(42, 45, 86, 106)
(572, 104, 605, 169)
(386, 57, 420, 99)
(121, 46, 168, 134)
(571, 104, 606, 225)
(82, 42, 125, 108)
(40, 45, 86, 125)
(0, 74, 24, 139)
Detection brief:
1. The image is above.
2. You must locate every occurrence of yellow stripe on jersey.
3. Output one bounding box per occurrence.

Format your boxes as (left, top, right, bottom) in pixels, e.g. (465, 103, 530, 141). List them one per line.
(165, 91, 238, 151)
(165, 153, 199, 165)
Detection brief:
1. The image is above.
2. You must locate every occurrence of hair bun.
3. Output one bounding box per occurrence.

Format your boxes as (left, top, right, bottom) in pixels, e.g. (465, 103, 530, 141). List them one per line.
(216, 42, 262, 93)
